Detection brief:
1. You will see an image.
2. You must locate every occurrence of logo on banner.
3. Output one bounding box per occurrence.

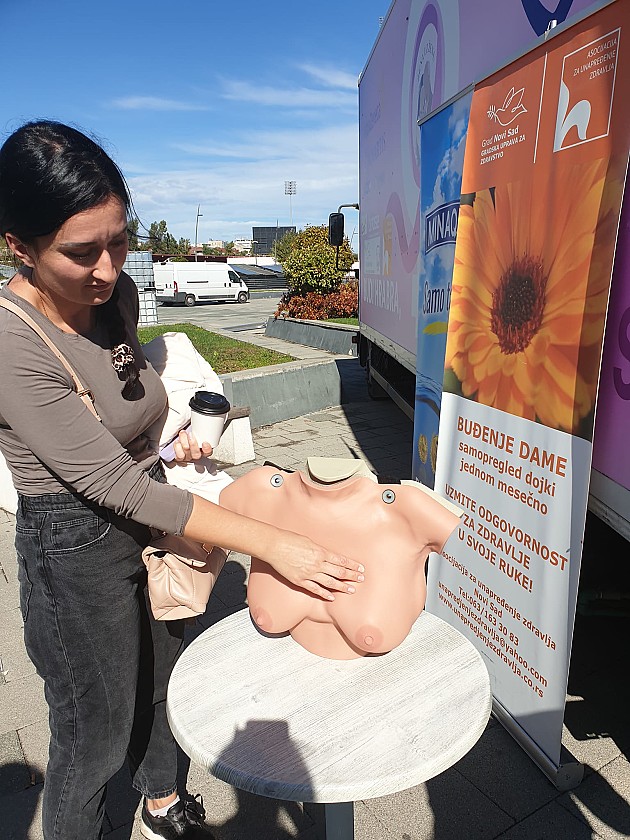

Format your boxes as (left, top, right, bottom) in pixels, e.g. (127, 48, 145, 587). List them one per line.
(554, 28, 620, 151)
(487, 87, 528, 126)
(425, 200, 460, 253)
(520, 0, 578, 36)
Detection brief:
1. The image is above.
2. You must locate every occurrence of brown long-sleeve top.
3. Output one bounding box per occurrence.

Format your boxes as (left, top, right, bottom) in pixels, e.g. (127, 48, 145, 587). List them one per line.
(0, 271, 193, 534)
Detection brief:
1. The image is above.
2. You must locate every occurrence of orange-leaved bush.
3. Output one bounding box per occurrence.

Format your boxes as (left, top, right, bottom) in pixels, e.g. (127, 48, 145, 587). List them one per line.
(275, 281, 358, 320)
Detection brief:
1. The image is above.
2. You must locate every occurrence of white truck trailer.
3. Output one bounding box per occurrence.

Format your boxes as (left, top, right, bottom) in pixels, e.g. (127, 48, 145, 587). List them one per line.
(153, 262, 249, 306)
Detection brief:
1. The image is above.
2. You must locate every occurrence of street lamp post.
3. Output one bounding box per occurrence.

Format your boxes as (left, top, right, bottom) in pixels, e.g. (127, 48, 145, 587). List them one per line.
(194, 205, 203, 261)
(284, 181, 296, 227)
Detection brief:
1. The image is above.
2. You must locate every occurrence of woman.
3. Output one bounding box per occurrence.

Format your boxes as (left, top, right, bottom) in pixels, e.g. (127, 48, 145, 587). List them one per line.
(0, 120, 364, 840)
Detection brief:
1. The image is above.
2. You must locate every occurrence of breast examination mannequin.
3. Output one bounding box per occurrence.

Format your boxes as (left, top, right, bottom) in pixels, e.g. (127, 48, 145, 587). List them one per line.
(219, 458, 462, 660)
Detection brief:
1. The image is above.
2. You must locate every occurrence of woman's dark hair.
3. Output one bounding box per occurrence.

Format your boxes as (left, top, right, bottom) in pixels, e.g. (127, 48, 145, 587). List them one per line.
(0, 120, 139, 398)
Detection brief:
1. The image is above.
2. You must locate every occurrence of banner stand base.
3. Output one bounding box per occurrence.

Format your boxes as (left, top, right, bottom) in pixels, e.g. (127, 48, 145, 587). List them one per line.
(492, 699, 584, 792)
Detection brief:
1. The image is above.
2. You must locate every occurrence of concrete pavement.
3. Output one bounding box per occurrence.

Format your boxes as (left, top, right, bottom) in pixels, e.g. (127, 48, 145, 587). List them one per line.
(1, 322, 629, 839)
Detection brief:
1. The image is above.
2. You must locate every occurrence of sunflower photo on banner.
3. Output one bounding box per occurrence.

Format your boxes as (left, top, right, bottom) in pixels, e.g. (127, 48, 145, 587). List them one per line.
(446, 129, 626, 440)
(426, 0, 630, 777)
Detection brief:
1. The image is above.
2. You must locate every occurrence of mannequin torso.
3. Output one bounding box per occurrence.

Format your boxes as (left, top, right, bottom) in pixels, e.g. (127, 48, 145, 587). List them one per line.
(220, 461, 462, 659)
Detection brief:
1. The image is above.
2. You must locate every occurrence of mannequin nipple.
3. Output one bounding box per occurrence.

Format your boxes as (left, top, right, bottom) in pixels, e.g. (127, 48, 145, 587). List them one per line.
(251, 607, 273, 632)
(355, 625, 384, 652)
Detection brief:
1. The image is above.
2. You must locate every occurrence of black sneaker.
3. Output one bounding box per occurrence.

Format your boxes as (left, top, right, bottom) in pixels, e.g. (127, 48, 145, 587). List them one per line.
(140, 795, 214, 839)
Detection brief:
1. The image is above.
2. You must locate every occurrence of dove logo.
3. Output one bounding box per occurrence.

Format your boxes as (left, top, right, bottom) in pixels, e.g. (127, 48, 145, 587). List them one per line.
(487, 88, 528, 127)
(553, 29, 620, 151)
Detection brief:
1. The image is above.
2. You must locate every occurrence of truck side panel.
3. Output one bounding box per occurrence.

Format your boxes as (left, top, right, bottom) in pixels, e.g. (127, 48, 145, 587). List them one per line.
(358, 0, 599, 367)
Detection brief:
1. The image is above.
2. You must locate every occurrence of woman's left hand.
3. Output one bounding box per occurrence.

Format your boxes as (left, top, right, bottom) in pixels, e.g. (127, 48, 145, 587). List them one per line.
(172, 429, 213, 463)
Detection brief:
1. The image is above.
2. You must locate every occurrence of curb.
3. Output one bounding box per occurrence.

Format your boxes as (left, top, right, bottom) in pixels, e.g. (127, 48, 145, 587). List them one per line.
(265, 317, 358, 357)
(220, 357, 347, 430)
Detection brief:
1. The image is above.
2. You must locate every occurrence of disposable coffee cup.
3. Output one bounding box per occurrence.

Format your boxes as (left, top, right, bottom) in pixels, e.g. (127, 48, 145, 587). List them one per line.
(188, 391, 231, 448)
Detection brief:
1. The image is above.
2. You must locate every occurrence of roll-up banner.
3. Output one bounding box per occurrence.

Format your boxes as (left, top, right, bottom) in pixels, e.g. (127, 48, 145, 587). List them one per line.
(413, 91, 472, 487)
(426, 0, 630, 787)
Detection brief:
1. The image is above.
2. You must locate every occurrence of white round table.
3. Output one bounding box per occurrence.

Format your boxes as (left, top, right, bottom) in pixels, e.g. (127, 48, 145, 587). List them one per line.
(167, 608, 491, 839)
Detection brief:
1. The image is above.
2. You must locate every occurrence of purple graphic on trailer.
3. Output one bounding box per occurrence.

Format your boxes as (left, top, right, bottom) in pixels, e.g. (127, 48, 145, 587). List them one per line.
(384, 2, 445, 279)
(592, 184, 630, 493)
(360, 1, 445, 354)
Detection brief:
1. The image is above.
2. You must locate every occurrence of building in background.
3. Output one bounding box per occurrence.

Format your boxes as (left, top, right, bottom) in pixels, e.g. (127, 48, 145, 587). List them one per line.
(233, 238, 253, 253)
(252, 226, 296, 255)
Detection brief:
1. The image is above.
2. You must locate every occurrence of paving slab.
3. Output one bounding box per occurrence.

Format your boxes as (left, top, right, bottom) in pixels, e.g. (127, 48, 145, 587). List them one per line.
(0, 730, 30, 792)
(0, 605, 36, 683)
(358, 765, 515, 840)
(495, 798, 595, 839)
(453, 723, 560, 822)
(17, 719, 49, 782)
(0, 673, 48, 736)
(1, 782, 44, 840)
(560, 755, 630, 839)
(562, 695, 624, 773)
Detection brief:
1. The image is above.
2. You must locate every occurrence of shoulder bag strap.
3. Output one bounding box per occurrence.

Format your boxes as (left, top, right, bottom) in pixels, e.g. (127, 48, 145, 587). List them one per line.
(0, 298, 101, 421)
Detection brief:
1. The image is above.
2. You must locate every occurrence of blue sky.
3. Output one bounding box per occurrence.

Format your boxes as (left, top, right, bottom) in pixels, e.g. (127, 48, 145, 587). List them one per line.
(3, 0, 388, 245)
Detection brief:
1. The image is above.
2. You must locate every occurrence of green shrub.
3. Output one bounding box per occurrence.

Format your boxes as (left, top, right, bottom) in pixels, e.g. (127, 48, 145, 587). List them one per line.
(281, 225, 354, 296)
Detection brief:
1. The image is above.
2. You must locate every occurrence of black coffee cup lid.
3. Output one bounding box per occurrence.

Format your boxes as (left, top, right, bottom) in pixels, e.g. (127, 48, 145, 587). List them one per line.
(189, 391, 231, 416)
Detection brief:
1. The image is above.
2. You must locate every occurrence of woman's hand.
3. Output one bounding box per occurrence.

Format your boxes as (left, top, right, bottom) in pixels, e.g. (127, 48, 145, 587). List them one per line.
(172, 429, 213, 463)
(183, 496, 365, 600)
(259, 531, 365, 601)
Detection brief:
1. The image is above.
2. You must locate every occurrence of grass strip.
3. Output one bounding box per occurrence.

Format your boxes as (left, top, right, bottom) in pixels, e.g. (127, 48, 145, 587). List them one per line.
(326, 317, 359, 326)
(138, 323, 294, 374)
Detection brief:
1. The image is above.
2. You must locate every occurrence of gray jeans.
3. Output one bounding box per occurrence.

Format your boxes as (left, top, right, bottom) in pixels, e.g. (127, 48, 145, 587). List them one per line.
(15, 472, 185, 840)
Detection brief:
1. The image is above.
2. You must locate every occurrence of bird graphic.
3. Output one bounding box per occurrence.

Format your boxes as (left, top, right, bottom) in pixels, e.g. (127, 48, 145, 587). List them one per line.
(487, 87, 528, 126)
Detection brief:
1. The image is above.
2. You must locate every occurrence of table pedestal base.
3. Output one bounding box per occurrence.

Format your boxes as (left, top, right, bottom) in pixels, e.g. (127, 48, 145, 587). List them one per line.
(325, 802, 354, 840)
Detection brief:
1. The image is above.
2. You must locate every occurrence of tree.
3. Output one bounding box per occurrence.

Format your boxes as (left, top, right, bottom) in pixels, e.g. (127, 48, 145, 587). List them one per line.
(127, 218, 140, 251)
(147, 220, 178, 254)
(272, 230, 297, 264)
(177, 237, 191, 254)
(280, 225, 353, 296)
(224, 241, 237, 256)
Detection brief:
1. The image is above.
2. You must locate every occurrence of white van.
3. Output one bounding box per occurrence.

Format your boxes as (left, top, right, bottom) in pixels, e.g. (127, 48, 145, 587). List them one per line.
(153, 262, 249, 306)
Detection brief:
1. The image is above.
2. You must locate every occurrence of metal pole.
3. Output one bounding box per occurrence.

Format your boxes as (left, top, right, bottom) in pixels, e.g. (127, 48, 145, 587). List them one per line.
(194, 205, 203, 261)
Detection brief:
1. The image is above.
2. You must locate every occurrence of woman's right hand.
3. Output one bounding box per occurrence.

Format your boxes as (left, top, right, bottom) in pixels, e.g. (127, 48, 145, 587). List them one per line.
(258, 531, 365, 601)
(183, 496, 365, 601)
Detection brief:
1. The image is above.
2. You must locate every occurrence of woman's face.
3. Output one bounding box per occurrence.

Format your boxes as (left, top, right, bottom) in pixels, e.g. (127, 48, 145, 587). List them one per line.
(21, 195, 129, 307)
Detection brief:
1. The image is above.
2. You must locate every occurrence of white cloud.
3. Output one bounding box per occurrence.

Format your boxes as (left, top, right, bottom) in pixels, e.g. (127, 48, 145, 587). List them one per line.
(220, 79, 356, 111)
(126, 123, 359, 241)
(110, 96, 209, 112)
(299, 64, 358, 90)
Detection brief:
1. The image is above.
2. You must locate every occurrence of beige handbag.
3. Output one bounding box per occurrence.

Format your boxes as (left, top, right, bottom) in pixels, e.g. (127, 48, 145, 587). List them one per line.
(0, 297, 225, 621)
(142, 535, 226, 621)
